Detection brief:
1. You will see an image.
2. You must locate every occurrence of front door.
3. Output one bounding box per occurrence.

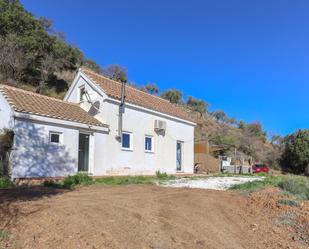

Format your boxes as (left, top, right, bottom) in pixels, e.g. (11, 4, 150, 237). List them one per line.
(176, 141, 183, 171)
(78, 133, 89, 172)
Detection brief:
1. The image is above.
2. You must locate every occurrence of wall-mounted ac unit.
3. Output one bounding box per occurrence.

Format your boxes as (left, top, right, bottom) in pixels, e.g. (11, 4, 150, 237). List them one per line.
(154, 120, 166, 132)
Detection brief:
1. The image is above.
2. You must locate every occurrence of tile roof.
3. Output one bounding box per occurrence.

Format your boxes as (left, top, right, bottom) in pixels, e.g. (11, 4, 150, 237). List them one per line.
(81, 68, 194, 123)
(0, 85, 107, 127)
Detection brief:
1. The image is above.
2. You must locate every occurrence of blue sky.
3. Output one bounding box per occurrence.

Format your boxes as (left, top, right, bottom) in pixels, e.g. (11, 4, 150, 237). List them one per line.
(21, 0, 309, 136)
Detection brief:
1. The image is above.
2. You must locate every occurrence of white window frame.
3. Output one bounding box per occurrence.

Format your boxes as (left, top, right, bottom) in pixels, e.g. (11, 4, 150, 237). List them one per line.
(121, 132, 133, 151)
(49, 132, 63, 145)
(144, 135, 154, 153)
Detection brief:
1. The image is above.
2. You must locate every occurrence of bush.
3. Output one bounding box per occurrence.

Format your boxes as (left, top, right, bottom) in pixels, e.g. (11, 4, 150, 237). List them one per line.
(277, 199, 300, 207)
(0, 178, 12, 189)
(280, 129, 309, 175)
(277, 178, 309, 200)
(155, 171, 169, 179)
(43, 180, 62, 188)
(63, 173, 93, 188)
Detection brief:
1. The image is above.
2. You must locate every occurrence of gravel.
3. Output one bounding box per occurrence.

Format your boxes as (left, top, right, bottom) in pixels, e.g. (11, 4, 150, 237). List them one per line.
(161, 176, 264, 190)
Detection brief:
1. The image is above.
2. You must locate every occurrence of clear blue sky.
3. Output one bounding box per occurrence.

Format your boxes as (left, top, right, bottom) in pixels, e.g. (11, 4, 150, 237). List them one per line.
(21, 0, 309, 136)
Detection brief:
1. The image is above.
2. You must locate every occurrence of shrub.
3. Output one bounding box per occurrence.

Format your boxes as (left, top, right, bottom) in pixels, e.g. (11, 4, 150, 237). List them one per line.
(63, 173, 93, 188)
(280, 129, 309, 175)
(43, 180, 62, 188)
(155, 171, 168, 179)
(277, 178, 309, 200)
(277, 199, 300, 207)
(0, 178, 12, 189)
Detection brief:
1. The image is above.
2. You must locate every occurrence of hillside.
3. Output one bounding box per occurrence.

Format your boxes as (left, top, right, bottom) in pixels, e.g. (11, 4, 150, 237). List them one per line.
(0, 0, 280, 167)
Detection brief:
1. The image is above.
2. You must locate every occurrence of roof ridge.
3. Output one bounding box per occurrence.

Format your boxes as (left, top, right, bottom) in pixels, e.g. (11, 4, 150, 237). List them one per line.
(0, 84, 79, 107)
(80, 68, 172, 104)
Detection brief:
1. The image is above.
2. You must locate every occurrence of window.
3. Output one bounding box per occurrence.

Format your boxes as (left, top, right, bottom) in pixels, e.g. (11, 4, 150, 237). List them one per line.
(144, 136, 153, 152)
(122, 132, 133, 150)
(79, 86, 85, 102)
(49, 132, 62, 144)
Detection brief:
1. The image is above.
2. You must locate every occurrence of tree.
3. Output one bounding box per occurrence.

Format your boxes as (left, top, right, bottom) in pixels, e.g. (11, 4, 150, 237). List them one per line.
(0, 0, 84, 91)
(211, 110, 228, 123)
(83, 59, 102, 74)
(160, 89, 183, 104)
(186, 96, 208, 116)
(238, 120, 245, 130)
(280, 129, 309, 175)
(245, 122, 264, 137)
(144, 82, 159, 95)
(104, 64, 128, 82)
(0, 34, 28, 82)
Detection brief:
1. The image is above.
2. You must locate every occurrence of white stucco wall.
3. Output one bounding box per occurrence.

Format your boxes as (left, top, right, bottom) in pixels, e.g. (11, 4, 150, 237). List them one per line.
(66, 72, 195, 176)
(0, 93, 14, 129)
(11, 119, 80, 178)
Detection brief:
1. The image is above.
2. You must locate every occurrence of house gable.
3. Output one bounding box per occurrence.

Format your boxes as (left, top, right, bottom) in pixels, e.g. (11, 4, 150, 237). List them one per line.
(65, 68, 195, 126)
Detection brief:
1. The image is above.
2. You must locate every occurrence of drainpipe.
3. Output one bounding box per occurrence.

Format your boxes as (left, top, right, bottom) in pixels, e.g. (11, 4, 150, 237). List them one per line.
(117, 80, 126, 141)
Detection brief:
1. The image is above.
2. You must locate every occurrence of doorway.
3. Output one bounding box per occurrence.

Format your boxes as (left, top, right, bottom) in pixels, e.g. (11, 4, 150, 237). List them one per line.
(176, 141, 183, 172)
(78, 133, 90, 172)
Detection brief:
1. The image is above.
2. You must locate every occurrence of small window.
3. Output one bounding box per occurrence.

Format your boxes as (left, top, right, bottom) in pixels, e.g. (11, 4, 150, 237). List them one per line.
(79, 86, 85, 102)
(145, 136, 153, 152)
(122, 132, 133, 150)
(49, 132, 62, 144)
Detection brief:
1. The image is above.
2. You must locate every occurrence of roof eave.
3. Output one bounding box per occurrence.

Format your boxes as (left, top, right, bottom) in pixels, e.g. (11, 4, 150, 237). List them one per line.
(13, 111, 110, 132)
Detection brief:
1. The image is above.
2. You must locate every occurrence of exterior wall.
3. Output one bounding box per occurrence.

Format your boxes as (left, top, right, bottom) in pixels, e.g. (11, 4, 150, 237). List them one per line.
(0, 93, 14, 129)
(11, 119, 80, 178)
(97, 101, 194, 175)
(66, 74, 195, 175)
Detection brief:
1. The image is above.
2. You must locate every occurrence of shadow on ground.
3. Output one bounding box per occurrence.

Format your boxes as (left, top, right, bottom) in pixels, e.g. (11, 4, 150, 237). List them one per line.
(0, 186, 68, 230)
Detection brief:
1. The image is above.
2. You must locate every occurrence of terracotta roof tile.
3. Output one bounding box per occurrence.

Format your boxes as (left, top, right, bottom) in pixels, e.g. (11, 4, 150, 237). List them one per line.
(0, 85, 107, 127)
(81, 68, 194, 123)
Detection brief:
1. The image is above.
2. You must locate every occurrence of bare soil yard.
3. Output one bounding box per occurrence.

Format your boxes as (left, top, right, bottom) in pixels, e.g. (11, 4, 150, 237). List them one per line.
(0, 184, 308, 249)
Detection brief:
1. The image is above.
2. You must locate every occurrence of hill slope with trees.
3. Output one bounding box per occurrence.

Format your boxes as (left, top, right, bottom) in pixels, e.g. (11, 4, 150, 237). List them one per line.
(1, 0, 308, 174)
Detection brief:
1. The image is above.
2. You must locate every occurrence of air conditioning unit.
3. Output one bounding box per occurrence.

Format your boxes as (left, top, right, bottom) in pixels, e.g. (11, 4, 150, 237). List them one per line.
(154, 120, 166, 132)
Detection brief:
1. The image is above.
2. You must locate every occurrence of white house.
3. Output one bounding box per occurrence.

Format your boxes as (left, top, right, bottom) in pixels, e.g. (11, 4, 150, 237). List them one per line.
(0, 68, 195, 179)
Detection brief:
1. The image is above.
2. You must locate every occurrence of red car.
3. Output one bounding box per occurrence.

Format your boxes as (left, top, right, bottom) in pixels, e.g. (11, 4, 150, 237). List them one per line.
(252, 164, 270, 173)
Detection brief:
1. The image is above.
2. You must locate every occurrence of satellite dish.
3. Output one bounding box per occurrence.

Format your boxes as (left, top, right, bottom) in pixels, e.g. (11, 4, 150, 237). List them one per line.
(88, 101, 100, 116)
(83, 90, 101, 116)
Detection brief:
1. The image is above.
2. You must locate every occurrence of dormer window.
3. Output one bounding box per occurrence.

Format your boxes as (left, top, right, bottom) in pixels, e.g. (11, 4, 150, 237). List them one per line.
(79, 86, 85, 102)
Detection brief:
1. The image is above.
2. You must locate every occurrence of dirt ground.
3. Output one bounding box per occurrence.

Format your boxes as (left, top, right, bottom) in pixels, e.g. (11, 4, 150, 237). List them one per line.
(0, 184, 308, 249)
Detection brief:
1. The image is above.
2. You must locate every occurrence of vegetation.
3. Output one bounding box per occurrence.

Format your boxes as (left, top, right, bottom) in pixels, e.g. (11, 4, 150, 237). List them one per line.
(0, 0, 300, 173)
(41, 172, 175, 188)
(63, 173, 93, 188)
(187, 96, 208, 117)
(277, 199, 300, 207)
(277, 177, 309, 200)
(0, 129, 14, 178)
(0, 177, 12, 188)
(95, 175, 156, 185)
(280, 129, 309, 175)
(160, 89, 183, 104)
(230, 174, 309, 200)
(103, 64, 128, 83)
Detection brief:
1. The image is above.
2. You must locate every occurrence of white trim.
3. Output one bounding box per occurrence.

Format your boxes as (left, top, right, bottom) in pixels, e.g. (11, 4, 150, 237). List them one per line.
(64, 71, 107, 101)
(144, 135, 154, 153)
(49, 131, 63, 145)
(13, 112, 109, 133)
(121, 131, 133, 151)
